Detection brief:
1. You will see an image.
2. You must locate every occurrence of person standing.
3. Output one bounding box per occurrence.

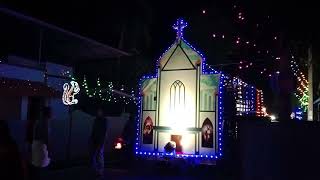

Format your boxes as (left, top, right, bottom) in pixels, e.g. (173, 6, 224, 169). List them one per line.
(31, 107, 52, 179)
(25, 109, 38, 162)
(89, 108, 107, 178)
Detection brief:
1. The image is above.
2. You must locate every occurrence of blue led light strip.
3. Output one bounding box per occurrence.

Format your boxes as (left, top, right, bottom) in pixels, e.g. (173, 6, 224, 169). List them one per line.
(135, 18, 224, 160)
(217, 74, 224, 157)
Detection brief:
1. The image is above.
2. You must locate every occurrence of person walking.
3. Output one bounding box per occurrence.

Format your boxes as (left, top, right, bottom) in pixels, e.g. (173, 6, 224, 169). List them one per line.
(30, 107, 52, 179)
(89, 108, 108, 178)
(25, 109, 38, 162)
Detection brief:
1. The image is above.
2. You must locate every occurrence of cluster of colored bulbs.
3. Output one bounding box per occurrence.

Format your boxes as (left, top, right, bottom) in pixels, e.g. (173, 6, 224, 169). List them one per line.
(290, 56, 309, 112)
(256, 90, 265, 117)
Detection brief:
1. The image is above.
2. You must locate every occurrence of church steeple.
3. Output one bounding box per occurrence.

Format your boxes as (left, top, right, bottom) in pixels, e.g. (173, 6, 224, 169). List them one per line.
(159, 19, 202, 69)
(172, 18, 187, 41)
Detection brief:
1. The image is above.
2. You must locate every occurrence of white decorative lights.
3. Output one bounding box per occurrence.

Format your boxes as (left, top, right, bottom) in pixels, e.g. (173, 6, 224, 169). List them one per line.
(62, 81, 80, 105)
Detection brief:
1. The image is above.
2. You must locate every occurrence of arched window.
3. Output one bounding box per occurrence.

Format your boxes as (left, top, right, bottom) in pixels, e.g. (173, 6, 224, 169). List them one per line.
(201, 118, 213, 148)
(143, 116, 153, 144)
(170, 80, 185, 110)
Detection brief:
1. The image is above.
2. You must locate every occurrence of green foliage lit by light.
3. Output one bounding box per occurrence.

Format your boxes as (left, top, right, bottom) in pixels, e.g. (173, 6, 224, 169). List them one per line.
(299, 90, 309, 112)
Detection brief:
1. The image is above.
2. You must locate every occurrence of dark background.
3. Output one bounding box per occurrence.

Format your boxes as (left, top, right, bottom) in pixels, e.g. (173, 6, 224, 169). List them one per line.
(1, 0, 319, 112)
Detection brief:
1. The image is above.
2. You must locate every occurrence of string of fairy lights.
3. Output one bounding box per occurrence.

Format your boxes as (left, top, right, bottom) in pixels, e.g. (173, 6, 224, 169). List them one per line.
(290, 56, 309, 112)
(203, 4, 281, 78)
(81, 75, 137, 105)
(210, 32, 282, 78)
(219, 74, 265, 116)
(256, 90, 264, 117)
(201, 2, 309, 112)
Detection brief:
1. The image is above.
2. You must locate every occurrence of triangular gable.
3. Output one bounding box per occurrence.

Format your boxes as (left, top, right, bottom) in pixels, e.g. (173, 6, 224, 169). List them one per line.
(142, 78, 157, 93)
(180, 40, 202, 66)
(159, 40, 203, 71)
(162, 44, 195, 70)
(159, 43, 177, 69)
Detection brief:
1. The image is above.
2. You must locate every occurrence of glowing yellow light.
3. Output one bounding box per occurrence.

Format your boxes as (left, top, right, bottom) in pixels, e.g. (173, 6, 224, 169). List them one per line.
(115, 142, 122, 149)
(169, 108, 189, 134)
(270, 115, 276, 120)
(262, 106, 267, 116)
(180, 133, 191, 147)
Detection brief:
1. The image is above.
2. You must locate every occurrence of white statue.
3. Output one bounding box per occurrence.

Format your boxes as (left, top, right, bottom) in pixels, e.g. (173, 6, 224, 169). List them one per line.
(62, 81, 80, 105)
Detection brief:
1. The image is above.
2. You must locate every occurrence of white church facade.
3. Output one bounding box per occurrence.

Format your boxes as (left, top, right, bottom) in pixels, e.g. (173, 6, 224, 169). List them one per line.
(137, 19, 223, 158)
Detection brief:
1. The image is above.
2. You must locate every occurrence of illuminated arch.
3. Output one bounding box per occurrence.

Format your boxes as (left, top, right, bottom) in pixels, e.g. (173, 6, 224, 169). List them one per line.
(143, 116, 153, 144)
(170, 80, 185, 110)
(201, 118, 214, 148)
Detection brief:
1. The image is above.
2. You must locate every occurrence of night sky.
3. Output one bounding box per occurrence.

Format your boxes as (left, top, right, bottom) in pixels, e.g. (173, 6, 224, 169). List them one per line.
(3, 1, 318, 62)
(1, 0, 319, 111)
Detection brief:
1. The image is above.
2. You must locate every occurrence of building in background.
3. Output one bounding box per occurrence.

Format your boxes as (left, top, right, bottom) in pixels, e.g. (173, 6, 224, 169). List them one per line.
(0, 8, 130, 163)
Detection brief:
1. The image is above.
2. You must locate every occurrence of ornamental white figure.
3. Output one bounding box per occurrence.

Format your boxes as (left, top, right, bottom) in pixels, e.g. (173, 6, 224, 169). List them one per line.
(62, 81, 80, 105)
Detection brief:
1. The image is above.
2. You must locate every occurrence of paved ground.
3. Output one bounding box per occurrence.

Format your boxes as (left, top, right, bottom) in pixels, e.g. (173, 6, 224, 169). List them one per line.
(46, 166, 211, 180)
(47, 167, 130, 180)
(42, 158, 237, 180)
(44, 163, 238, 180)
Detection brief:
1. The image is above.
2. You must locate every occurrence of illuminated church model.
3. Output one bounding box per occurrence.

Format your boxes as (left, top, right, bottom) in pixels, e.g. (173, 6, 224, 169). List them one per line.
(136, 19, 264, 160)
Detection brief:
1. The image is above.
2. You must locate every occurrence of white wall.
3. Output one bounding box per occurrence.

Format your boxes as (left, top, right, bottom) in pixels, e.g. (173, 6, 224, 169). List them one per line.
(157, 69, 197, 154)
(0, 64, 44, 82)
(159, 70, 197, 129)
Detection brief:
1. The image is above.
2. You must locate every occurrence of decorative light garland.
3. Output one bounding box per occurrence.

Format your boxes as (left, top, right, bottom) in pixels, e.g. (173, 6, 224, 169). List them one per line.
(80, 75, 137, 104)
(256, 90, 265, 116)
(0, 78, 59, 96)
(200, 3, 300, 81)
(290, 57, 309, 112)
(200, 3, 305, 101)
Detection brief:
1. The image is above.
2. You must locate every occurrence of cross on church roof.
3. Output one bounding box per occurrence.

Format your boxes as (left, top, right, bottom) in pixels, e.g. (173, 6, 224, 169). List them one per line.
(172, 18, 188, 40)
